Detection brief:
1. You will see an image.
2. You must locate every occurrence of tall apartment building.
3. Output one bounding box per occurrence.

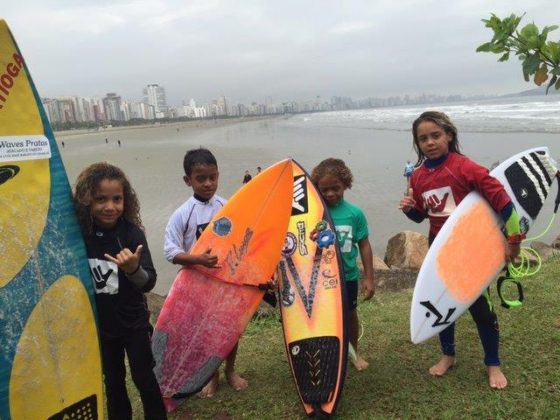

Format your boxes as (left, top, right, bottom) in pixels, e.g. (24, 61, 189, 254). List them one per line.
(143, 84, 167, 119)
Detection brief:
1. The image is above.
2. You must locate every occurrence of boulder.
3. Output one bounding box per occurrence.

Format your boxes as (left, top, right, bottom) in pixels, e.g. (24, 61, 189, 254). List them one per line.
(551, 234, 560, 249)
(530, 241, 560, 262)
(384, 230, 428, 270)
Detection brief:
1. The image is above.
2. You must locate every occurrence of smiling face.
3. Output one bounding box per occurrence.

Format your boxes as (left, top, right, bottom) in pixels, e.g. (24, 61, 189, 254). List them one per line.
(415, 120, 452, 161)
(317, 174, 346, 207)
(90, 178, 124, 229)
(184, 163, 219, 200)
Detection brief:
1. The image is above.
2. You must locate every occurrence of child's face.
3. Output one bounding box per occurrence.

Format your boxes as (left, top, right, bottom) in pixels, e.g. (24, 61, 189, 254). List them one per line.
(91, 179, 124, 229)
(317, 175, 345, 207)
(416, 120, 452, 160)
(184, 163, 219, 201)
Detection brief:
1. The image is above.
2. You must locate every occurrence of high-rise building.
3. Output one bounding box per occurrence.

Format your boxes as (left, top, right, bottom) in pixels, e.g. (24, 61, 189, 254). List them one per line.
(103, 93, 124, 121)
(143, 84, 167, 119)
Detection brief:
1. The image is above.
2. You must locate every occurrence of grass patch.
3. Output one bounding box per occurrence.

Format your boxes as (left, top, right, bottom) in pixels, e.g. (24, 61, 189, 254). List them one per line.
(128, 258, 560, 419)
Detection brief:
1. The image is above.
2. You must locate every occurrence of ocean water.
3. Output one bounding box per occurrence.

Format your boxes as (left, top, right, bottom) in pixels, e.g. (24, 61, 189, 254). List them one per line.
(60, 95, 560, 295)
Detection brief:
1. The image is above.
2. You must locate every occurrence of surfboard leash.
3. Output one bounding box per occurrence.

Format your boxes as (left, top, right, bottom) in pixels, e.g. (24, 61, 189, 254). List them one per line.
(499, 170, 560, 308)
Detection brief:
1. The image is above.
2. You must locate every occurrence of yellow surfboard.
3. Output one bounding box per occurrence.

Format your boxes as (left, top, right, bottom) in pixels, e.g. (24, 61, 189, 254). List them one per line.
(278, 160, 347, 418)
(0, 20, 104, 419)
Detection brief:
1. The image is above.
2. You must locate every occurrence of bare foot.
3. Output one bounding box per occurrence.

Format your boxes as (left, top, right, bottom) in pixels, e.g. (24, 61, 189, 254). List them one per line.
(198, 372, 219, 398)
(351, 355, 369, 371)
(225, 371, 248, 391)
(488, 366, 508, 389)
(429, 355, 456, 376)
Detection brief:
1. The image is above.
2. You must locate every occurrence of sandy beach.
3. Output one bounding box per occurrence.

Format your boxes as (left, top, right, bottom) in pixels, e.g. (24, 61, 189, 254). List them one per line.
(58, 115, 560, 295)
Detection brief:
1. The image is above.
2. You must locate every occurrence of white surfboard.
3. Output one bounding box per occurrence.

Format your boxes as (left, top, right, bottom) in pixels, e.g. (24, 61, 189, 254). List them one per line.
(410, 147, 557, 344)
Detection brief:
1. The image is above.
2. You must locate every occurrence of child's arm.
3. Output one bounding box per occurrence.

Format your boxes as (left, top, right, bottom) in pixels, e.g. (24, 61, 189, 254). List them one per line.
(171, 248, 218, 268)
(501, 202, 522, 262)
(164, 209, 219, 268)
(358, 237, 375, 300)
(399, 188, 426, 223)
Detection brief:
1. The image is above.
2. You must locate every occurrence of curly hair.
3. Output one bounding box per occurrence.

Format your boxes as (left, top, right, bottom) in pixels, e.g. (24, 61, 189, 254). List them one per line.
(411, 111, 462, 166)
(73, 162, 143, 235)
(310, 158, 353, 189)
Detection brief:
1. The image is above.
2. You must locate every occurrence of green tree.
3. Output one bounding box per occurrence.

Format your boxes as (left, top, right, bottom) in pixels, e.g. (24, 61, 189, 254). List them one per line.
(477, 13, 560, 93)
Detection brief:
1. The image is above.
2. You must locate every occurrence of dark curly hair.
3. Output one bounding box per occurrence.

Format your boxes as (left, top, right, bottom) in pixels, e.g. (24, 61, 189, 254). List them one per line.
(412, 111, 462, 166)
(73, 162, 142, 235)
(310, 158, 353, 189)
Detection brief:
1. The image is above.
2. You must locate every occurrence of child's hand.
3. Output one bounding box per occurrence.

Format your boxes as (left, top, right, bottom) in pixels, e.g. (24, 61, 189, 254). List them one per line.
(361, 277, 375, 301)
(399, 188, 416, 213)
(197, 247, 219, 267)
(104, 245, 143, 274)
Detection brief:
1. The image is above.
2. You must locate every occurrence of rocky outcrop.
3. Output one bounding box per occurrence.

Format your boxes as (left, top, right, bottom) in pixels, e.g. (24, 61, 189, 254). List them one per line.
(531, 241, 560, 262)
(384, 230, 428, 270)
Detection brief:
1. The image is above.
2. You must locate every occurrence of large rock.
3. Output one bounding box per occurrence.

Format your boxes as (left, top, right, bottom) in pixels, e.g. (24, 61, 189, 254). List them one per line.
(551, 234, 560, 249)
(530, 241, 560, 262)
(384, 230, 428, 270)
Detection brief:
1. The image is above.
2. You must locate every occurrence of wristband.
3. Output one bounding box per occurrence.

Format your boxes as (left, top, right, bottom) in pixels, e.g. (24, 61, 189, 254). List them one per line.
(507, 233, 526, 244)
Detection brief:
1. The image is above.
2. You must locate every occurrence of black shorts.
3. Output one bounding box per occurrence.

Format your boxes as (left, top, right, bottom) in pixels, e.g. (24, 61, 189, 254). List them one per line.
(346, 281, 358, 311)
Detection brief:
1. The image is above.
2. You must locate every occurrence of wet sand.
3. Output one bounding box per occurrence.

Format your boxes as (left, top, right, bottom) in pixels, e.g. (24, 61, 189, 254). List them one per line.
(58, 116, 560, 295)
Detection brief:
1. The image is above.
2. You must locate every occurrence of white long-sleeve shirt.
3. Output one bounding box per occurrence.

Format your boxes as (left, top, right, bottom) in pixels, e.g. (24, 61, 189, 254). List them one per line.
(164, 194, 227, 262)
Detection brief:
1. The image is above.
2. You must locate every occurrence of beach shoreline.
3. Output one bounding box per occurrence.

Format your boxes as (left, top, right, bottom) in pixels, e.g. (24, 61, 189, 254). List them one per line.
(54, 115, 281, 139)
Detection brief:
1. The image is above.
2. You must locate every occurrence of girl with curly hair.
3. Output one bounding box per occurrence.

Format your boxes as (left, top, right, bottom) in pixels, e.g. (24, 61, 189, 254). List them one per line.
(73, 162, 166, 419)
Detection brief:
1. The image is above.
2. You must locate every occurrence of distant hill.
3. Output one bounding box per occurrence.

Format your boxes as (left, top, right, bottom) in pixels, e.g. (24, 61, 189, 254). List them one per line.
(503, 85, 560, 97)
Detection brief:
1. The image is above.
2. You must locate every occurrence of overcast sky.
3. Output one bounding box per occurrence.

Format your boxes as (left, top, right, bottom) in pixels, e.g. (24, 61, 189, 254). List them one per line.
(3, 1, 560, 106)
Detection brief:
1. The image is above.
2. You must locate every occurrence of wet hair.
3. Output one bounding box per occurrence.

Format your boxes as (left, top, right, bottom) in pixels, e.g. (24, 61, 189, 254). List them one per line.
(411, 111, 462, 165)
(73, 162, 142, 235)
(183, 148, 218, 176)
(310, 158, 353, 189)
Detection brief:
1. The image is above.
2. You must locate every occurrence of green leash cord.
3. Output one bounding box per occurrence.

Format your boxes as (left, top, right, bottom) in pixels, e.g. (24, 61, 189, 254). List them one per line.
(499, 172, 560, 308)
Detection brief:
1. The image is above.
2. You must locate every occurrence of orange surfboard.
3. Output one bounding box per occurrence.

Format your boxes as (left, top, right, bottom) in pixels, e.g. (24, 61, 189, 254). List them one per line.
(152, 159, 293, 410)
(278, 160, 347, 418)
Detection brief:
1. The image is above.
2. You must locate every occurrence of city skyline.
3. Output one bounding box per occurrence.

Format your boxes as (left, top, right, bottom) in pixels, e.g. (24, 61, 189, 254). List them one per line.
(5, 1, 559, 106)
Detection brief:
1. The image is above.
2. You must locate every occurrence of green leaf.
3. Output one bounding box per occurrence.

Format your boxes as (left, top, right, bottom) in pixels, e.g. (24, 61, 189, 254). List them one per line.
(545, 75, 557, 94)
(520, 23, 539, 39)
(476, 42, 493, 53)
(555, 78, 560, 89)
(523, 53, 542, 75)
(499, 52, 510, 62)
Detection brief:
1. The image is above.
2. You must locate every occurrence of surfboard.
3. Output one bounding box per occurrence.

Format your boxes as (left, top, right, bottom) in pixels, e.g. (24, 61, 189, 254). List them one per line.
(0, 20, 104, 419)
(152, 159, 293, 411)
(410, 147, 558, 344)
(278, 160, 347, 418)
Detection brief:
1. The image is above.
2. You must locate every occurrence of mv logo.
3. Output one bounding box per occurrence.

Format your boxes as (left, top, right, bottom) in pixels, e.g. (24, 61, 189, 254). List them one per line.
(89, 259, 119, 295)
(420, 301, 456, 327)
(292, 175, 308, 215)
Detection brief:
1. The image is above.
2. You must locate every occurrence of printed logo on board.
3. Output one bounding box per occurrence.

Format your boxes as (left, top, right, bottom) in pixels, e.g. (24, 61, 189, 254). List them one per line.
(0, 52, 24, 111)
(322, 269, 339, 290)
(420, 300, 456, 328)
(213, 217, 232, 236)
(0, 135, 51, 162)
(291, 175, 308, 215)
(0, 165, 19, 186)
(282, 232, 297, 257)
(296, 221, 308, 256)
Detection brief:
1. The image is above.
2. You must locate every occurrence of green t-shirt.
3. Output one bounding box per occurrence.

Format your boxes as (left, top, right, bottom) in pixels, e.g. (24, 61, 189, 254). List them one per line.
(328, 199, 369, 282)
